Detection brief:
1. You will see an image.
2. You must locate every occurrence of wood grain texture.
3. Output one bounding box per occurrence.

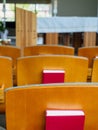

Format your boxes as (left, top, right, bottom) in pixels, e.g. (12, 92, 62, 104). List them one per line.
(5, 83, 98, 130)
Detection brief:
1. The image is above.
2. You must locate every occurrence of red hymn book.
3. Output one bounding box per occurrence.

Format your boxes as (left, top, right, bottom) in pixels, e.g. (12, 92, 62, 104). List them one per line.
(42, 70, 65, 84)
(45, 110, 85, 130)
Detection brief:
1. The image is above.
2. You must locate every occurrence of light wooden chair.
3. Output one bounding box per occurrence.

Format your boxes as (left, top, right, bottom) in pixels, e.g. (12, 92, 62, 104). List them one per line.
(17, 55, 88, 86)
(78, 47, 98, 68)
(0, 46, 21, 86)
(23, 45, 75, 56)
(78, 46, 98, 81)
(91, 58, 98, 82)
(5, 83, 98, 130)
(0, 56, 13, 113)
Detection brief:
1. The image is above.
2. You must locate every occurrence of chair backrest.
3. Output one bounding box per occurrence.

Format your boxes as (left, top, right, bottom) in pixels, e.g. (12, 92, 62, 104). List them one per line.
(0, 56, 13, 113)
(91, 58, 98, 82)
(5, 83, 98, 130)
(78, 46, 98, 68)
(0, 46, 21, 68)
(23, 45, 75, 56)
(0, 56, 13, 89)
(0, 46, 21, 86)
(17, 55, 88, 86)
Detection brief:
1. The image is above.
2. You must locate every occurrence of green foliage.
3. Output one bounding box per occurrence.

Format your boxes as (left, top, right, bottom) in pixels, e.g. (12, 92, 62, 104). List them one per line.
(0, 21, 5, 32)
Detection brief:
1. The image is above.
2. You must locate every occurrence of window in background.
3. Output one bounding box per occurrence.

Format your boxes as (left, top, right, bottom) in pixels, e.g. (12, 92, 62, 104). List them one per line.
(0, 3, 52, 22)
(0, 4, 15, 21)
(16, 4, 52, 17)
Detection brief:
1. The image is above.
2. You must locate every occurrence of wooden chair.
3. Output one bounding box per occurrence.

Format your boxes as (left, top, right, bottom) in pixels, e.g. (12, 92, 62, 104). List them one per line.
(17, 55, 88, 86)
(23, 45, 75, 56)
(5, 83, 98, 130)
(0, 46, 21, 86)
(91, 58, 98, 82)
(78, 46, 98, 81)
(0, 56, 13, 113)
(78, 47, 98, 68)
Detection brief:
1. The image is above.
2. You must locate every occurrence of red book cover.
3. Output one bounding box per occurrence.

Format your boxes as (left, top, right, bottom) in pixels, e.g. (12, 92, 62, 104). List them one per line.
(42, 70, 65, 84)
(45, 110, 85, 130)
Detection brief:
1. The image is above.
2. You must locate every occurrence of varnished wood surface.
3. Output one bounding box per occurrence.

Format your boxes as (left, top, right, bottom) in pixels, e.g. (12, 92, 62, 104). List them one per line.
(0, 56, 13, 113)
(23, 45, 75, 56)
(5, 83, 98, 130)
(17, 55, 88, 86)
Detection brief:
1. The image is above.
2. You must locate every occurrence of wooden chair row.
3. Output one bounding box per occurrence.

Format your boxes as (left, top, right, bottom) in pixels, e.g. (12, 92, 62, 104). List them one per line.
(17, 55, 88, 86)
(1, 45, 98, 66)
(23, 46, 98, 81)
(0, 45, 74, 86)
(0, 54, 88, 113)
(0, 45, 98, 84)
(5, 83, 98, 130)
(0, 49, 98, 113)
(0, 45, 98, 85)
(1, 45, 98, 70)
(1, 45, 98, 68)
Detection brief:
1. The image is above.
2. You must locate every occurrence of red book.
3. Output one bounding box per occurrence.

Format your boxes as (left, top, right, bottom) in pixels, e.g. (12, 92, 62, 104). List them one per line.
(45, 110, 85, 130)
(42, 70, 65, 84)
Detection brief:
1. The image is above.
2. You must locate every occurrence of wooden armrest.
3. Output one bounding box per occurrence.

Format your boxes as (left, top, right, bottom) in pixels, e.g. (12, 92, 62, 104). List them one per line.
(0, 84, 4, 103)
